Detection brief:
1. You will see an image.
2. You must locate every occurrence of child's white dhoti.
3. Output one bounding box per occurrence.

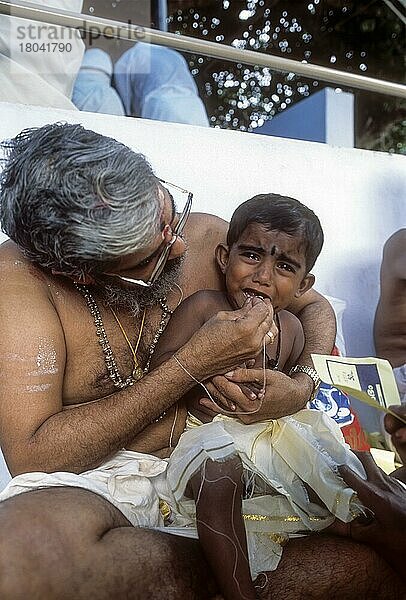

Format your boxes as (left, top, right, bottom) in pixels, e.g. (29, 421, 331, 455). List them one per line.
(166, 409, 366, 577)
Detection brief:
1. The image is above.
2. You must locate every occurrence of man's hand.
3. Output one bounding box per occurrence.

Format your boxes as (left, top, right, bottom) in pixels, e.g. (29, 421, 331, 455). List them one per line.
(181, 297, 275, 381)
(339, 451, 406, 579)
(199, 369, 311, 423)
(384, 405, 406, 465)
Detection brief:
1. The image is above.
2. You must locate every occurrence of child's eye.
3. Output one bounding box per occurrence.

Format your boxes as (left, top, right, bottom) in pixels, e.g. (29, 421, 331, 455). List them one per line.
(277, 262, 295, 273)
(241, 251, 260, 261)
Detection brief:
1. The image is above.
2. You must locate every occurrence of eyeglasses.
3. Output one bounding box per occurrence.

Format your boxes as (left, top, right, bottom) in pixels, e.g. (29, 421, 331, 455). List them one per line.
(107, 179, 193, 288)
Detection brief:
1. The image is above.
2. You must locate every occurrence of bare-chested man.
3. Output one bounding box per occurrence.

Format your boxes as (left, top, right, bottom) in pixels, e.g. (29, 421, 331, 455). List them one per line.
(0, 124, 403, 599)
(374, 229, 406, 403)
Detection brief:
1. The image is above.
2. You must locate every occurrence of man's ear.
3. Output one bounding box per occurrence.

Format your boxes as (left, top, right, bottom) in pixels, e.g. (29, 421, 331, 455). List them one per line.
(295, 273, 315, 298)
(215, 244, 230, 274)
(51, 269, 96, 285)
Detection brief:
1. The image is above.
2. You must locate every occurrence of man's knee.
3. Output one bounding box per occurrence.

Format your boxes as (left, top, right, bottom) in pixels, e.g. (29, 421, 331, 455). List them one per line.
(0, 487, 130, 598)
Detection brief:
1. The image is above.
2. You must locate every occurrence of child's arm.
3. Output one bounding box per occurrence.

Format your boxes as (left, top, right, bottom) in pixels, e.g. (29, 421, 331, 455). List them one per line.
(279, 310, 305, 374)
(150, 290, 224, 370)
(150, 290, 232, 423)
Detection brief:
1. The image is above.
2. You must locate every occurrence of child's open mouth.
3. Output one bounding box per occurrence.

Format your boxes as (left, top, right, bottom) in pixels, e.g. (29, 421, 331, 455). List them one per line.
(243, 289, 271, 301)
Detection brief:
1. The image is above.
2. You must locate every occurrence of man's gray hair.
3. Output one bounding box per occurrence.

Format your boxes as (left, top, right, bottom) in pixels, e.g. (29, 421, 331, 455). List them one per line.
(0, 123, 161, 279)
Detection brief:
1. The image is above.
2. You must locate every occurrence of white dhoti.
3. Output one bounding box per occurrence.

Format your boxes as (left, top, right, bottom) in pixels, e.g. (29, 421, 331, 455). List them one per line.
(0, 450, 191, 530)
(166, 409, 366, 577)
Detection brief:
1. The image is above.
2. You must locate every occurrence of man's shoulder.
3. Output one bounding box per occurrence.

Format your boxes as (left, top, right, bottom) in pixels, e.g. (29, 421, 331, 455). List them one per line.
(385, 228, 406, 247)
(181, 213, 228, 296)
(188, 289, 229, 309)
(0, 240, 44, 280)
(185, 212, 228, 244)
(382, 229, 406, 282)
(0, 240, 55, 297)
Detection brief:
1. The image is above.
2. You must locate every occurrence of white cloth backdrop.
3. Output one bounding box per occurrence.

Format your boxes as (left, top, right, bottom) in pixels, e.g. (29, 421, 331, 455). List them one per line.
(0, 101, 405, 487)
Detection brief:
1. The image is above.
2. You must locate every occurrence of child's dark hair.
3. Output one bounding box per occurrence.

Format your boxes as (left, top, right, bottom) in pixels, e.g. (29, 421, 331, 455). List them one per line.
(227, 193, 324, 272)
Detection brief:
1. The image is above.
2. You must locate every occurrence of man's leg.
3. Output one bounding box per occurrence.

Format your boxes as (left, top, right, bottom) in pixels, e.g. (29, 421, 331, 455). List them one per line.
(255, 535, 406, 600)
(113, 43, 209, 126)
(0, 487, 217, 600)
(0, 487, 404, 599)
(72, 49, 125, 116)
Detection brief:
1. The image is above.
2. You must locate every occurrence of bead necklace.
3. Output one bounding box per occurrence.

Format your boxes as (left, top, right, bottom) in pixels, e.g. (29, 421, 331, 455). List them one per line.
(74, 284, 172, 388)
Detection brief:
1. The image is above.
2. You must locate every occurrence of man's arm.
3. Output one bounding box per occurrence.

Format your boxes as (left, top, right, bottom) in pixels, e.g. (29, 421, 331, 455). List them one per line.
(0, 271, 273, 475)
(286, 288, 336, 398)
(287, 288, 336, 364)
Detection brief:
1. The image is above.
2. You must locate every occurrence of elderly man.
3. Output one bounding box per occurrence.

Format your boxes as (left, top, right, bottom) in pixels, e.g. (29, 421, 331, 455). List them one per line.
(0, 123, 402, 599)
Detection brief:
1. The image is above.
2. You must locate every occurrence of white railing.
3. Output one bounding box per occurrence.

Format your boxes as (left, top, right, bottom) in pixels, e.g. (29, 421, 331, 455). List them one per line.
(1, 0, 405, 99)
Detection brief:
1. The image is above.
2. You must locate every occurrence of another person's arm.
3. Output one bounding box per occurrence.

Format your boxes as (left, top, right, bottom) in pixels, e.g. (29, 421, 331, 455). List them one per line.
(384, 405, 406, 478)
(339, 451, 406, 580)
(338, 405, 406, 580)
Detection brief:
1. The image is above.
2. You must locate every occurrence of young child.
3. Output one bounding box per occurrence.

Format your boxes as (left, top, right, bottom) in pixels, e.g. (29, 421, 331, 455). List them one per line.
(151, 194, 365, 600)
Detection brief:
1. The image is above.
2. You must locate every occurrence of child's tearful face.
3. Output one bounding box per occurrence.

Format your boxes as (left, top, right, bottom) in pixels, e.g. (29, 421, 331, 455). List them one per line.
(220, 223, 313, 311)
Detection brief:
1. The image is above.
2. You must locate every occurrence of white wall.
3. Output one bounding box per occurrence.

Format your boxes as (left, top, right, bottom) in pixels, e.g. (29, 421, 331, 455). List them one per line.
(0, 101, 405, 484)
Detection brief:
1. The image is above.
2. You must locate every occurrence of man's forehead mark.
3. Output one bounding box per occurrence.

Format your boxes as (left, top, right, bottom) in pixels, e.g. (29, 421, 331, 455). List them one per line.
(271, 245, 277, 256)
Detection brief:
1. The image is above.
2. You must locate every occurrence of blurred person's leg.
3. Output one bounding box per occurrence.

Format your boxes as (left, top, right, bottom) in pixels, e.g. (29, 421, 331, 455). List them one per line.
(72, 49, 125, 116)
(114, 43, 209, 126)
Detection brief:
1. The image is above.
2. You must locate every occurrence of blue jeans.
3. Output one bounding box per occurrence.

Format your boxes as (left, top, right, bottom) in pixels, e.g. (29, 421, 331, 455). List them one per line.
(72, 44, 209, 126)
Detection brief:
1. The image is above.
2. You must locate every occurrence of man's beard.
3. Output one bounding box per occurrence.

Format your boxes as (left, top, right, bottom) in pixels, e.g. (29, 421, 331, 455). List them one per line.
(101, 255, 184, 316)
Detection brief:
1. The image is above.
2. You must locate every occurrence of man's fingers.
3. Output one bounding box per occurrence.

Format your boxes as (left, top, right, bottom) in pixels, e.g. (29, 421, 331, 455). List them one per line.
(203, 382, 235, 411)
(199, 397, 236, 416)
(351, 451, 386, 482)
(338, 464, 366, 492)
(199, 397, 222, 415)
(225, 368, 265, 386)
(338, 464, 380, 511)
(209, 376, 257, 403)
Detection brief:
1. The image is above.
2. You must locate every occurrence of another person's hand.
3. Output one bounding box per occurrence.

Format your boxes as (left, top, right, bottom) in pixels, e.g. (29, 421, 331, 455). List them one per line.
(199, 368, 311, 423)
(339, 451, 406, 579)
(384, 404, 406, 465)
